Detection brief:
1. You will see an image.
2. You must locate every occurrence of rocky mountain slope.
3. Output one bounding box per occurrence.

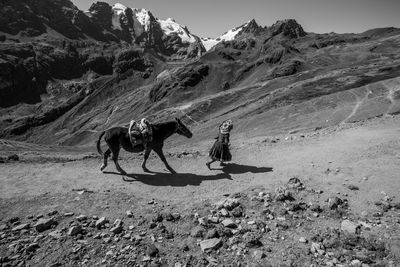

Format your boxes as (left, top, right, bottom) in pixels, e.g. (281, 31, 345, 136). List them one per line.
(1, 0, 400, 147)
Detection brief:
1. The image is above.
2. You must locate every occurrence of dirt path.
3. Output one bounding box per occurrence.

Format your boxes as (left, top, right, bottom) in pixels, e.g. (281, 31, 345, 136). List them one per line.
(1, 116, 399, 214)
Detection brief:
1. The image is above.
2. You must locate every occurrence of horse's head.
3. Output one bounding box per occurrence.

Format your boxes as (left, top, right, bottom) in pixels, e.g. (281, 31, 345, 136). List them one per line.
(175, 118, 193, 138)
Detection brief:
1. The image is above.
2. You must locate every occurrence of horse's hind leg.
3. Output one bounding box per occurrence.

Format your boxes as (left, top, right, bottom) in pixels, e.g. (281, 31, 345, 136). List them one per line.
(100, 149, 111, 171)
(142, 148, 151, 173)
(111, 146, 127, 175)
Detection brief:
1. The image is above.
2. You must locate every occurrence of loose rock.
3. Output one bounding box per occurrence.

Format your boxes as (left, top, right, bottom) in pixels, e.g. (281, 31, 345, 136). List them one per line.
(68, 225, 83, 236)
(34, 218, 55, 232)
(221, 219, 236, 228)
(200, 238, 222, 252)
(12, 223, 30, 232)
(341, 220, 361, 235)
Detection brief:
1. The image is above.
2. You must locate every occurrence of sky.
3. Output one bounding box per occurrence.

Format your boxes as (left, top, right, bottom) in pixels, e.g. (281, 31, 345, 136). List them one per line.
(72, 0, 400, 38)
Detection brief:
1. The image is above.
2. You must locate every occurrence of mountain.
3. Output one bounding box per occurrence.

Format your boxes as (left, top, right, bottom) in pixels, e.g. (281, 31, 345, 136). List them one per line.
(201, 19, 264, 51)
(0, 0, 205, 56)
(1, 0, 400, 147)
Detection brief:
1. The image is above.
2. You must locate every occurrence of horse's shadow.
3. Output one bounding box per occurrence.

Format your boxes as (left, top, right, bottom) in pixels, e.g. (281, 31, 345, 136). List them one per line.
(103, 171, 232, 187)
(211, 163, 273, 174)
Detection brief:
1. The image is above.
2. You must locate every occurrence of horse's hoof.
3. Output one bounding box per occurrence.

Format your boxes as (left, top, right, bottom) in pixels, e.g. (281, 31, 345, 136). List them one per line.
(100, 165, 106, 171)
(143, 167, 150, 173)
(169, 169, 177, 174)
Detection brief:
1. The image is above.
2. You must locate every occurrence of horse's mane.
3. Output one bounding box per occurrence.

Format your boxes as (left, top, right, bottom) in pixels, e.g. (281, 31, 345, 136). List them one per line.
(153, 120, 176, 127)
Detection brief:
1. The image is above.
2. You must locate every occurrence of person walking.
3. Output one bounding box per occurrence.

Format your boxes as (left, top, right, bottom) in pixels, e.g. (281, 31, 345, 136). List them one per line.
(206, 119, 233, 169)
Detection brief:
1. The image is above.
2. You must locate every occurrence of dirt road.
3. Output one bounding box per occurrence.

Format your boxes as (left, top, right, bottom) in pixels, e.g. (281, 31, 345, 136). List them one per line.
(1, 116, 399, 214)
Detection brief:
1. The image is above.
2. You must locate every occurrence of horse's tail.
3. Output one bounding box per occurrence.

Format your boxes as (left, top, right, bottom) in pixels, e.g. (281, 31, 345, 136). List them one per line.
(96, 131, 106, 156)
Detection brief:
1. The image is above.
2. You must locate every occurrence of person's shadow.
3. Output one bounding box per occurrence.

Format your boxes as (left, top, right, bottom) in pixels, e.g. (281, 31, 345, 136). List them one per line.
(211, 163, 273, 174)
(103, 171, 232, 187)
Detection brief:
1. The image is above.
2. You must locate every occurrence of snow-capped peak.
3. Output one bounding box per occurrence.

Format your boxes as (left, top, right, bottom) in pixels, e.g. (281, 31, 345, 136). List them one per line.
(201, 20, 251, 51)
(111, 3, 127, 30)
(158, 17, 197, 43)
(112, 3, 127, 15)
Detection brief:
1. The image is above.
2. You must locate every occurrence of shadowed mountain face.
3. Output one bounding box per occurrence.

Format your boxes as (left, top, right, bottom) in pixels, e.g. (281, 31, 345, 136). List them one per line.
(1, 0, 400, 146)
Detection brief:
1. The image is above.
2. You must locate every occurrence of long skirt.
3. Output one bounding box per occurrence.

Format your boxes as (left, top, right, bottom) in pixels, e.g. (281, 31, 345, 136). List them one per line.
(209, 141, 232, 162)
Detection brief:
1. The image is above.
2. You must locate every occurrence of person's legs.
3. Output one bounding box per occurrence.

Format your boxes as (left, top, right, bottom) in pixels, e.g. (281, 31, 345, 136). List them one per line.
(206, 158, 216, 170)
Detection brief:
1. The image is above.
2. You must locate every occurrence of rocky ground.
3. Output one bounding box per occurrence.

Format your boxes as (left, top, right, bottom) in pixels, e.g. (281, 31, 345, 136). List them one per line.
(1, 115, 400, 266)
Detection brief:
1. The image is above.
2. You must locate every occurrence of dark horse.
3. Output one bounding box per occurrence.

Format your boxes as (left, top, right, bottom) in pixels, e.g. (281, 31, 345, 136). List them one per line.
(97, 118, 193, 174)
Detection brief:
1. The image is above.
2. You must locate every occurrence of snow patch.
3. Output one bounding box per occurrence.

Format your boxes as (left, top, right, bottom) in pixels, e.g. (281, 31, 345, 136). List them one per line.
(134, 8, 151, 31)
(201, 21, 250, 51)
(158, 17, 196, 43)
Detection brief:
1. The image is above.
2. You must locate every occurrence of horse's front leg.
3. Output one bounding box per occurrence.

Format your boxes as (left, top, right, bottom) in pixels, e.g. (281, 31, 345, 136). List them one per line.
(154, 148, 177, 174)
(141, 148, 151, 173)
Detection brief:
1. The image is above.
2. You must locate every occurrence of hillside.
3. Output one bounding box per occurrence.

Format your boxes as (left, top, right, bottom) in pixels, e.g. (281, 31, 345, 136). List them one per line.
(0, 1, 400, 147)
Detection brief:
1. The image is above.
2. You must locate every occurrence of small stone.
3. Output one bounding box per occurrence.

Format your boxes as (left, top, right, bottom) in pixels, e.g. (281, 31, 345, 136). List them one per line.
(299, 237, 307, 243)
(126, 210, 133, 218)
(205, 229, 219, 239)
(221, 219, 236, 228)
(68, 225, 83, 236)
(208, 216, 219, 224)
(350, 259, 362, 267)
(152, 213, 163, 222)
(327, 197, 343, 210)
(198, 217, 208, 226)
(49, 230, 63, 239)
(200, 238, 222, 252)
(148, 199, 155, 204)
(142, 256, 151, 262)
(190, 226, 204, 237)
(310, 242, 324, 254)
(243, 232, 262, 248)
(110, 225, 123, 234)
(247, 221, 256, 225)
(34, 218, 55, 232)
(347, 184, 360, 191)
(48, 211, 58, 216)
(105, 250, 113, 257)
(146, 244, 159, 257)
(149, 222, 157, 229)
(215, 198, 239, 210)
(93, 233, 101, 239)
(95, 217, 108, 228)
(309, 204, 321, 212)
(232, 206, 244, 217)
(219, 208, 229, 217)
(341, 220, 361, 235)
(64, 212, 74, 217)
(26, 243, 40, 253)
(12, 223, 30, 232)
(253, 250, 266, 259)
(76, 215, 87, 221)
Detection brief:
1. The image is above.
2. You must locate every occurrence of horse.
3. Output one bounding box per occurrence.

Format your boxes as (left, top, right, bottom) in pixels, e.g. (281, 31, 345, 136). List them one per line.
(96, 118, 193, 175)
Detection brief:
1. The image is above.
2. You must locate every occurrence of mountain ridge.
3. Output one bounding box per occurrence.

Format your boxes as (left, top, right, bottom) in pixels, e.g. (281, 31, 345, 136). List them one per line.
(1, 0, 400, 146)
